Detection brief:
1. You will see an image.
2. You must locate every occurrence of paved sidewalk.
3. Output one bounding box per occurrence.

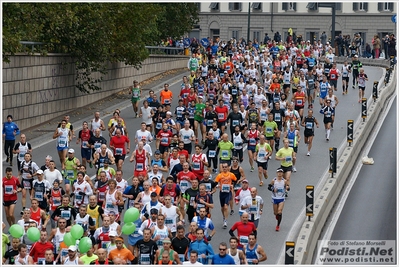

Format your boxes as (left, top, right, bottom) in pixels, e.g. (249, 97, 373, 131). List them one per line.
(23, 68, 187, 149)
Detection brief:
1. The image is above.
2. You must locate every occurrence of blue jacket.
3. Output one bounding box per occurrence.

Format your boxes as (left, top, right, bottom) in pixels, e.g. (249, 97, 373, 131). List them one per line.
(188, 239, 214, 264)
(3, 122, 20, 141)
(211, 253, 236, 265)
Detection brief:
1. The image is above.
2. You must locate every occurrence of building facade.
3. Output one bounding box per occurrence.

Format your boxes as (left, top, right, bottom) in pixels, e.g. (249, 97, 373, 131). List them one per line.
(191, 2, 396, 45)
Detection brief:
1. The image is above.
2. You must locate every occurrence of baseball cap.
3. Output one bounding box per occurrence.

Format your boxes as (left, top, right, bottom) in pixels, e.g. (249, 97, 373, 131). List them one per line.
(276, 168, 284, 172)
(224, 71, 228, 73)
(198, 95, 203, 99)
(103, 159, 110, 164)
(354, 55, 358, 58)
(150, 208, 158, 214)
(242, 179, 249, 183)
(154, 150, 161, 154)
(150, 192, 157, 197)
(68, 245, 77, 252)
(36, 170, 44, 175)
(109, 230, 118, 237)
(68, 148, 75, 153)
(163, 238, 171, 244)
(166, 111, 172, 115)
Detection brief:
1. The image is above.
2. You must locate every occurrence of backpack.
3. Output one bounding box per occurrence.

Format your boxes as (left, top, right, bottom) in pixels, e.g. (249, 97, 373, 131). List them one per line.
(20, 161, 33, 175)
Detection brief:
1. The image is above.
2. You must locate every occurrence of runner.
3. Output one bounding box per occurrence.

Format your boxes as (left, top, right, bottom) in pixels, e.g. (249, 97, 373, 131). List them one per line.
(3, 114, 20, 167)
(3, 166, 22, 226)
(247, 122, 260, 172)
(228, 212, 257, 250)
(19, 153, 40, 214)
(227, 237, 248, 265)
(284, 123, 301, 172)
(321, 100, 335, 142)
(275, 138, 296, 196)
(76, 121, 93, 168)
(357, 68, 369, 103)
(13, 134, 32, 172)
(301, 109, 320, 156)
(90, 111, 106, 136)
(215, 163, 237, 229)
(218, 133, 234, 170)
(253, 134, 273, 186)
(52, 119, 72, 170)
(64, 149, 80, 195)
(110, 128, 130, 171)
(129, 80, 142, 117)
(325, 89, 339, 128)
(268, 168, 288, 231)
(240, 188, 264, 228)
(245, 234, 267, 264)
(130, 141, 151, 178)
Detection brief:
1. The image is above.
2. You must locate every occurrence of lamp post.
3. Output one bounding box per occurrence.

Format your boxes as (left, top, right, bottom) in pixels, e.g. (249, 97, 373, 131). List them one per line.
(307, 2, 336, 47)
(247, 2, 251, 43)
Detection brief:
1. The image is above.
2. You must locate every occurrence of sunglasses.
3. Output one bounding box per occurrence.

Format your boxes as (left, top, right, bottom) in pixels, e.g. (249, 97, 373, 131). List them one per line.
(219, 248, 227, 251)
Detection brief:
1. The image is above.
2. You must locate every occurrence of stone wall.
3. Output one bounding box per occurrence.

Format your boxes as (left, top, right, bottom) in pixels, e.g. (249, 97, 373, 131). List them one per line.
(2, 54, 188, 130)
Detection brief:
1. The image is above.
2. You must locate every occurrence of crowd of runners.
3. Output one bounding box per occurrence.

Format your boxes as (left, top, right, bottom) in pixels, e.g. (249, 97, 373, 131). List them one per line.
(2, 35, 372, 265)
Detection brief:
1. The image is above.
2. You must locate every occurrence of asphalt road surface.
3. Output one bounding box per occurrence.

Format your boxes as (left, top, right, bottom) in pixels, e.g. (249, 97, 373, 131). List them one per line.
(2, 65, 386, 264)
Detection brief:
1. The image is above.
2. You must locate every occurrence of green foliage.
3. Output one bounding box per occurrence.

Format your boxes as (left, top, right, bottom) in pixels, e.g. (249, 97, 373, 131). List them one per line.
(2, 3, 198, 93)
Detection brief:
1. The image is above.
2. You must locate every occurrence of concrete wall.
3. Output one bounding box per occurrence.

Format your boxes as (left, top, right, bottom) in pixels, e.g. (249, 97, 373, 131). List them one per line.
(2, 54, 188, 130)
(293, 58, 396, 264)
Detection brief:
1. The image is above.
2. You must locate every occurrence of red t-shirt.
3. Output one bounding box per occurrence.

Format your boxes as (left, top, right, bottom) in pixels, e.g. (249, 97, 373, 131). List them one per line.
(157, 130, 173, 147)
(29, 241, 54, 263)
(215, 105, 228, 122)
(230, 221, 257, 248)
(110, 135, 130, 156)
(3, 176, 20, 202)
(176, 171, 197, 183)
(178, 149, 189, 160)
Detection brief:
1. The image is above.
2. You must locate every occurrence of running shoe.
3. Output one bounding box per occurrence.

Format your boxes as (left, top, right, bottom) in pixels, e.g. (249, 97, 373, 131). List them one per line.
(285, 192, 288, 197)
(6, 157, 9, 163)
(352, 85, 355, 89)
(20, 210, 24, 215)
(250, 166, 254, 172)
(223, 221, 227, 229)
(230, 210, 234, 216)
(358, 99, 362, 103)
(275, 225, 280, 231)
(10, 161, 12, 166)
(89, 162, 93, 168)
(259, 181, 263, 186)
(195, 139, 199, 144)
(292, 166, 297, 172)
(307, 152, 311, 156)
(326, 138, 329, 142)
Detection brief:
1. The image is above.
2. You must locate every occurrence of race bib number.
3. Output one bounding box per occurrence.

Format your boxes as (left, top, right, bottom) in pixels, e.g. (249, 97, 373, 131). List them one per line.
(218, 113, 225, 120)
(82, 141, 88, 148)
(165, 218, 174, 226)
(232, 89, 237, 95)
(18, 153, 25, 161)
(193, 162, 200, 170)
(67, 170, 74, 179)
(204, 183, 211, 192)
(156, 123, 162, 129)
(53, 197, 61, 206)
(140, 254, 150, 265)
(184, 135, 190, 140)
(239, 236, 249, 245)
(115, 148, 123, 155)
(306, 122, 313, 129)
(296, 99, 303, 106)
(249, 138, 256, 146)
(258, 152, 265, 158)
(164, 99, 170, 104)
(266, 127, 272, 133)
(37, 258, 45, 265)
(178, 254, 185, 263)
(261, 113, 267, 120)
(207, 120, 214, 126)
(136, 163, 144, 171)
(75, 194, 83, 200)
(101, 241, 110, 249)
(94, 143, 101, 149)
(5, 185, 13, 194)
(58, 138, 66, 148)
(106, 203, 115, 209)
(274, 97, 280, 103)
(61, 210, 71, 220)
(232, 120, 239, 126)
(274, 113, 281, 121)
(221, 150, 229, 158)
(208, 150, 216, 158)
(221, 184, 230, 193)
(161, 138, 168, 145)
(285, 156, 292, 163)
(98, 192, 106, 201)
(35, 192, 43, 201)
(249, 205, 257, 214)
(23, 180, 31, 189)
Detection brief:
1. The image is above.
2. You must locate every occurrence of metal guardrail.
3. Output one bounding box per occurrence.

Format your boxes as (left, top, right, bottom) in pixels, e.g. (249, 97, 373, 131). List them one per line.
(18, 41, 186, 56)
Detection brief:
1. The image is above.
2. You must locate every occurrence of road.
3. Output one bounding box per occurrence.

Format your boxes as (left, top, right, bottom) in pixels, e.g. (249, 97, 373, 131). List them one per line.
(315, 97, 397, 265)
(2, 65, 386, 264)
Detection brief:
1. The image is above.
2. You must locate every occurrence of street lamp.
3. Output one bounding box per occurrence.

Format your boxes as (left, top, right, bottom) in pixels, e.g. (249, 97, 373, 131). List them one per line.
(307, 2, 337, 47)
(247, 2, 251, 44)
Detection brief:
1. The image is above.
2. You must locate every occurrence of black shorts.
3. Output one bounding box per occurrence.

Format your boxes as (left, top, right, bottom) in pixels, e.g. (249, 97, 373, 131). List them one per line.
(259, 121, 266, 127)
(342, 77, 349, 83)
(3, 200, 17, 207)
(219, 192, 232, 206)
(266, 136, 274, 141)
(291, 146, 298, 153)
(304, 130, 314, 137)
(324, 117, 333, 124)
(283, 84, 291, 90)
(256, 161, 268, 169)
(280, 165, 292, 173)
(115, 154, 126, 163)
(240, 124, 247, 131)
(295, 105, 304, 111)
(217, 121, 226, 128)
(219, 159, 231, 166)
(359, 86, 365, 91)
(330, 80, 338, 88)
(159, 145, 169, 154)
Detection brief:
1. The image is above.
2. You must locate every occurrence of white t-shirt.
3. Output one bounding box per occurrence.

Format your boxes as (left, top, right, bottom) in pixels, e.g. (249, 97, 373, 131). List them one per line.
(141, 106, 153, 125)
(183, 261, 203, 265)
(44, 169, 63, 186)
(179, 129, 194, 144)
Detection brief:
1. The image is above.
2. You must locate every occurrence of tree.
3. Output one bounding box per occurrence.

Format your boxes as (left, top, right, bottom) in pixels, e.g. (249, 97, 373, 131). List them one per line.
(2, 3, 199, 93)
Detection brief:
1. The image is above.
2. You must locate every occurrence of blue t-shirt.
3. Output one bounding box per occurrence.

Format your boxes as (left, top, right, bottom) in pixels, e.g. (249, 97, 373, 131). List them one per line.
(211, 253, 235, 265)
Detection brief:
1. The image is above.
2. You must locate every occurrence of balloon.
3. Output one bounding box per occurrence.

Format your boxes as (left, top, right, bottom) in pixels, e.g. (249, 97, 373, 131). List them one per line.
(63, 232, 76, 247)
(122, 222, 136, 235)
(27, 227, 40, 242)
(9, 224, 24, 238)
(70, 224, 84, 240)
(123, 207, 140, 223)
(78, 237, 92, 254)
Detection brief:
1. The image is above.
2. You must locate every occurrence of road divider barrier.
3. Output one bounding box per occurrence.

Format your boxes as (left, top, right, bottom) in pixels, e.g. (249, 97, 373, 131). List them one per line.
(293, 58, 397, 264)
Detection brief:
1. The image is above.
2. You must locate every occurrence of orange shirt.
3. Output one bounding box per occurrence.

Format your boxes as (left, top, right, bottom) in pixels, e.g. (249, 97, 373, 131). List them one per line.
(108, 247, 135, 262)
(269, 83, 281, 94)
(160, 90, 173, 105)
(215, 171, 237, 193)
(223, 62, 234, 74)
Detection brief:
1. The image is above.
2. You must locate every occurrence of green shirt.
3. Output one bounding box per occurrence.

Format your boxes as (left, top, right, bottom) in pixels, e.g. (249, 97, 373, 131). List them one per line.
(2, 233, 9, 257)
(276, 147, 294, 167)
(263, 120, 278, 138)
(218, 141, 234, 160)
(131, 87, 141, 101)
(194, 103, 206, 121)
(80, 254, 98, 265)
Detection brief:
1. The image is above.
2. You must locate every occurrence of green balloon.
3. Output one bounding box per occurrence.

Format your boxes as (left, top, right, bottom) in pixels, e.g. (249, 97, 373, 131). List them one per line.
(123, 207, 140, 223)
(122, 222, 136, 235)
(27, 227, 40, 242)
(9, 224, 24, 238)
(70, 224, 84, 240)
(78, 237, 92, 254)
(63, 232, 77, 247)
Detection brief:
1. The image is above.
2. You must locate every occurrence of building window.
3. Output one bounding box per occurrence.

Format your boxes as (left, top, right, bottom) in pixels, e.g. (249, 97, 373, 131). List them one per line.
(253, 31, 261, 42)
(231, 30, 240, 40)
(229, 3, 242, 11)
(252, 2, 262, 11)
(282, 2, 296, 11)
(353, 2, 368, 11)
(378, 2, 394, 12)
(209, 2, 219, 11)
(196, 3, 201, 11)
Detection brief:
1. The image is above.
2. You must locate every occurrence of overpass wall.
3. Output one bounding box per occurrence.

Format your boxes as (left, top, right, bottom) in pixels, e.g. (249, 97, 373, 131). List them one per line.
(2, 54, 188, 130)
